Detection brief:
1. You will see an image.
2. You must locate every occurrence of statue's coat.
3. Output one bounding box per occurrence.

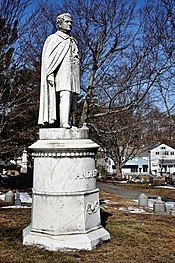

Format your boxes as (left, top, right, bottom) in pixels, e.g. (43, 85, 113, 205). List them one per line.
(38, 31, 80, 125)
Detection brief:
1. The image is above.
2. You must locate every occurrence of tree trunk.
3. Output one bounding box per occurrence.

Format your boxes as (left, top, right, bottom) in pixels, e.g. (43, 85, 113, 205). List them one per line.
(115, 162, 122, 179)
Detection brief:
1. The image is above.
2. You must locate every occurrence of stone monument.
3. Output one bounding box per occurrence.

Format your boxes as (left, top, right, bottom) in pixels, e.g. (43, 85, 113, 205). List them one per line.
(15, 190, 21, 206)
(138, 193, 148, 207)
(21, 149, 28, 174)
(5, 190, 15, 204)
(170, 205, 175, 216)
(153, 196, 166, 213)
(23, 13, 110, 250)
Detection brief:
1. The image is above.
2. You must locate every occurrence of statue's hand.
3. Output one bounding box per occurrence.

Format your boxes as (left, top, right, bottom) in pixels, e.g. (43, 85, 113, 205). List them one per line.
(47, 74, 54, 87)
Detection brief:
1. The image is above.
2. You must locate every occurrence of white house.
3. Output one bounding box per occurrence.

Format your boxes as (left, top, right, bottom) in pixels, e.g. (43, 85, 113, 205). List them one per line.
(150, 143, 175, 176)
(122, 156, 148, 175)
(105, 156, 149, 175)
(104, 143, 175, 177)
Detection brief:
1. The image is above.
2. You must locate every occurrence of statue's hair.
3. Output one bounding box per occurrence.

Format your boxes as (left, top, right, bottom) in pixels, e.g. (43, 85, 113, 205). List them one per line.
(56, 13, 72, 26)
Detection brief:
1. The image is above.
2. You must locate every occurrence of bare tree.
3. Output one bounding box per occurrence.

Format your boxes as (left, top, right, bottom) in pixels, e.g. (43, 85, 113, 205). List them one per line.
(141, 0, 175, 126)
(0, 0, 39, 159)
(89, 99, 155, 176)
(3, 0, 174, 168)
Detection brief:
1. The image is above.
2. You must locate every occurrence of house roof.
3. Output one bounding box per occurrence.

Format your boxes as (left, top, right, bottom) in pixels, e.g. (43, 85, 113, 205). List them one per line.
(148, 142, 175, 151)
(151, 143, 175, 152)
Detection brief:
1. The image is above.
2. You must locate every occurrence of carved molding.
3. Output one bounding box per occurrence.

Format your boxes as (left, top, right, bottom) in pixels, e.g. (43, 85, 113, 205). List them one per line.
(32, 188, 99, 196)
(32, 151, 95, 157)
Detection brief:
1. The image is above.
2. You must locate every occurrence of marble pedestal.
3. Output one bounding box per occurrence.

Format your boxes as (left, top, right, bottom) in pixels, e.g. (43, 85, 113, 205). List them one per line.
(23, 127, 110, 250)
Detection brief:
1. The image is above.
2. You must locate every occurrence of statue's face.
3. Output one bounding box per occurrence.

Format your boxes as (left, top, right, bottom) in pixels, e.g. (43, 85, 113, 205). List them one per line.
(60, 16, 72, 33)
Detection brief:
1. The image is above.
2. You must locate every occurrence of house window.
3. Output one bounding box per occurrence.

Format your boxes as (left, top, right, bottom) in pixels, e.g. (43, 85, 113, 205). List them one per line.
(164, 151, 169, 155)
(143, 165, 148, 172)
(131, 166, 138, 173)
(170, 152, 174, 155)
(156, 152, 159, 155)
(161, 146, 165, 149)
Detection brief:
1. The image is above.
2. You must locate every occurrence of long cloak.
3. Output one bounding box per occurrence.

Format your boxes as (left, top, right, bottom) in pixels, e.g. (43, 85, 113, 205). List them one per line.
(38, 31, 79, 125)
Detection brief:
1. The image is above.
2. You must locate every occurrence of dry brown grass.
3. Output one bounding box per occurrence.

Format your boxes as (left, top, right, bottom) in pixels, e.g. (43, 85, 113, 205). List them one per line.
(0, 190, 175, 263)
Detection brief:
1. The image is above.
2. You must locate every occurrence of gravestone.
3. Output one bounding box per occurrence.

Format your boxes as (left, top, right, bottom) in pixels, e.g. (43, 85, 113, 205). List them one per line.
(138, 193, 148, 207)
(153, 196, 166, 213)
(15, 190, 21, 206)
(170, 206, 175, 216)
(166, 204, 172, 214)
(21, 149, 28, 173)
(5, 190, 15, 204)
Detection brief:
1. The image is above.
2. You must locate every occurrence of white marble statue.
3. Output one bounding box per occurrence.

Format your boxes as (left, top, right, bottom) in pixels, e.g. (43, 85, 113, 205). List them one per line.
(38, 13, 80, 128)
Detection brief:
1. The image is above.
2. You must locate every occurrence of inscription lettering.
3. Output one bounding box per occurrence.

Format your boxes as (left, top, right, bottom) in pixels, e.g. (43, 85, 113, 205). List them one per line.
(75, 169, 97, 179)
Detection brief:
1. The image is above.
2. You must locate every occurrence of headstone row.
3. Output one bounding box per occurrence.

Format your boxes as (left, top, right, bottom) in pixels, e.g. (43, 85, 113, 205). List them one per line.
(4, 190, 21, 205)
(138, 193, 175, 215)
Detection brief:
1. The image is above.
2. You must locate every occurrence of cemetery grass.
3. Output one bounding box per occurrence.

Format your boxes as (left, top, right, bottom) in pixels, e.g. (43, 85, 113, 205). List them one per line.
(0, 192, 175, 263)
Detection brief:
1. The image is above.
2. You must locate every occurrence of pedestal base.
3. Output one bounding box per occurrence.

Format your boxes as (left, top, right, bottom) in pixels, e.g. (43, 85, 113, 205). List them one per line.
(23, 224, 110, 251)
(23, 128, 110, 250)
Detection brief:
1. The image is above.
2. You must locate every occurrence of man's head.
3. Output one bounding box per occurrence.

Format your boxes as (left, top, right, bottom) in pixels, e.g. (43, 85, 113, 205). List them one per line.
(57, 13, 72, 33)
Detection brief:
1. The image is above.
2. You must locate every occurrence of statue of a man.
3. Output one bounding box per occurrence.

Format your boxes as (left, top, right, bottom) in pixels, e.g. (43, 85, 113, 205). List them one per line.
(38, 13, 80, 128)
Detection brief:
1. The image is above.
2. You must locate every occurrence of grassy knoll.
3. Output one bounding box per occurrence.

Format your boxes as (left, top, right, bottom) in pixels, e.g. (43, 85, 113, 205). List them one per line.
(0, 191, 175, 263)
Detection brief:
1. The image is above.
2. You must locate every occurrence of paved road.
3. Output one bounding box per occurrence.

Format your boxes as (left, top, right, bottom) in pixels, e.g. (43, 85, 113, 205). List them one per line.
(97, 182, 158, 200)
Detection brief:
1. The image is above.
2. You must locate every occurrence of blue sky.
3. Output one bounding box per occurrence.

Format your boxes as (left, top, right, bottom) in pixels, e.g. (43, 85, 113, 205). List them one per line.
(29, 0, 65, 10)
(24, 0, 65, 17)
(26, 0, 145, 16)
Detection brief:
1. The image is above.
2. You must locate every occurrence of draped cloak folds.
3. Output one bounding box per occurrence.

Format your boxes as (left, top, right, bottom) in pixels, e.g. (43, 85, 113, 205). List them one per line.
(38, 31, 80, 125)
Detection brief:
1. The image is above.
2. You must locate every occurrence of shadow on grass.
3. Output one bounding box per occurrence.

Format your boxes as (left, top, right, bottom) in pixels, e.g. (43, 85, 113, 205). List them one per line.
(0, 226, 21, 237)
